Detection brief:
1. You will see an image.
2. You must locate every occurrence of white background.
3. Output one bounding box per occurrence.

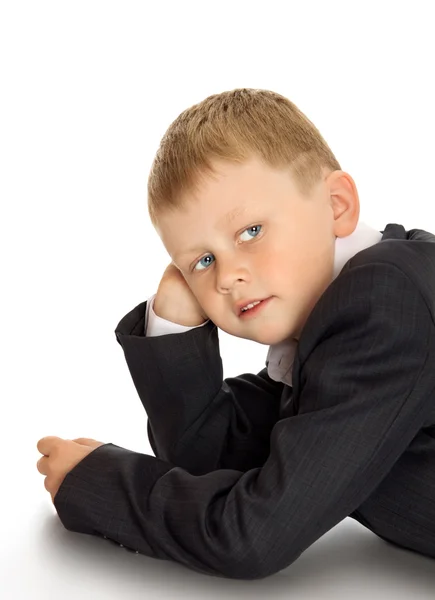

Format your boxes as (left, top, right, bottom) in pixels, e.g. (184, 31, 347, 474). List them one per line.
(1, 1, 434, 598)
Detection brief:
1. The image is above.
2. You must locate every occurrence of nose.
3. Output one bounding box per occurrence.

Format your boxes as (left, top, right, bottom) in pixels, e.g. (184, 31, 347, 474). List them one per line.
(215, 255, 250, 293)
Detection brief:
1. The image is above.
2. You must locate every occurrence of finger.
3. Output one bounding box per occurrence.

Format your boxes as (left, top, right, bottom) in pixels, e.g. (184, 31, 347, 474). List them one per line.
(44, 476, 58, 504)
(72, 437, 104, 448)
(37, 436, 64, 456)
(36, 455, 49, 475)
(44, 475, 59, 497)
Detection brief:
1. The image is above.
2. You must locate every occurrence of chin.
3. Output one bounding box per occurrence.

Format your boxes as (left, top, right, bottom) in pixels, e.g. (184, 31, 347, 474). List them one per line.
(257, 334, 288, 346)
(239, 329, 293, 347)
(256, 326, 297, 346)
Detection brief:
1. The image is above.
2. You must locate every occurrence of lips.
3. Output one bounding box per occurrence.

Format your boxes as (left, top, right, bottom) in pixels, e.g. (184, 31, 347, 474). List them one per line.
(237, 296, 273, 319)
(235, 297, 270, 316)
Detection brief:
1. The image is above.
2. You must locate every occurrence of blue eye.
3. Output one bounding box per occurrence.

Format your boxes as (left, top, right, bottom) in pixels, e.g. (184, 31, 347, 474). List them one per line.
(192, 225, 262, 272)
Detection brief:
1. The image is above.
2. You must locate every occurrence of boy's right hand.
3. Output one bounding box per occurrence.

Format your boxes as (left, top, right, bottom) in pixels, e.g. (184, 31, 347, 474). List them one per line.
(153, 262, 209, 326)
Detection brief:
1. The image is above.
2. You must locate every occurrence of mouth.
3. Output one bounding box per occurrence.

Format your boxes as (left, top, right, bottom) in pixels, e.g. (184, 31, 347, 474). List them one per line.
(238, 297, 273, 319)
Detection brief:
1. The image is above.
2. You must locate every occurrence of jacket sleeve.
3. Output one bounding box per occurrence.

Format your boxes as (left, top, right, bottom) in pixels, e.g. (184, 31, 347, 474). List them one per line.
(114, 300, 285, 475)
(54, 261, 434, 580)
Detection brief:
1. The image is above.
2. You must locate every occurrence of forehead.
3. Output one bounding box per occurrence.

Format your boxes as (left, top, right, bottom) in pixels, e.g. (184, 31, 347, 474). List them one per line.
(159, 160, 263, 224)
(155, 157, 301, 259)
(215, 204, 250, 230)
(180, 157, 295, 218)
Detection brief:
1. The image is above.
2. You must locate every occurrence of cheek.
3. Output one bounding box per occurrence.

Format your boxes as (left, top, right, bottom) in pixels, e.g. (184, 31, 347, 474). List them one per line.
(258, 246, 293, 282)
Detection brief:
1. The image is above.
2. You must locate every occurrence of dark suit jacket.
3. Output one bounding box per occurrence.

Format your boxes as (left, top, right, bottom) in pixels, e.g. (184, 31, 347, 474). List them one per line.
(53, 223, 435, 580)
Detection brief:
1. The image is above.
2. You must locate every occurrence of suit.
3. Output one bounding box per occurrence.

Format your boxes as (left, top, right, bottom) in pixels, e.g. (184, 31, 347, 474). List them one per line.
(53, 222, 435, 580)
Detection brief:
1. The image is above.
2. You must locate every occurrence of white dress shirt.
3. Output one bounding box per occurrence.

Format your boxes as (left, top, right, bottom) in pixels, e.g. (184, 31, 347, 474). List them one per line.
(145, 221, 383, 386)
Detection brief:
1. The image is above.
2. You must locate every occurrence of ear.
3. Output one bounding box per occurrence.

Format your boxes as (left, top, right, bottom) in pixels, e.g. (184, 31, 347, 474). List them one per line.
(328, 170, 360, 238)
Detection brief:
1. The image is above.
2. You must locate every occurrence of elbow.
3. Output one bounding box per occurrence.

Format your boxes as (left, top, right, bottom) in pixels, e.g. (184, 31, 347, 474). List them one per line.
(216, 547, 300, 581)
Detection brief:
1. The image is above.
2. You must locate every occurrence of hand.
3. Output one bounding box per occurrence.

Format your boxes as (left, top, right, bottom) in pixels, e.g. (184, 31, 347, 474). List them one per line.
(154, 262, 209, 326)
(36, 436, 106, 503)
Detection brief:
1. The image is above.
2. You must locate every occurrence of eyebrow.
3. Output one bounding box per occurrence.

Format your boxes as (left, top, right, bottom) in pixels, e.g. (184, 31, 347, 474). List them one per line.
(174, 205, 247, 260)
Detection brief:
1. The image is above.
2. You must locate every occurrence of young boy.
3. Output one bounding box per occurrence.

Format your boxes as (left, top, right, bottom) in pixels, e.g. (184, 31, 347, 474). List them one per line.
(38, 88, 435, 580)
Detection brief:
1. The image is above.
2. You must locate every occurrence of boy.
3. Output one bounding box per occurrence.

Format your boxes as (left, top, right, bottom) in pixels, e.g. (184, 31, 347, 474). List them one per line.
(37, 88, 435, 580)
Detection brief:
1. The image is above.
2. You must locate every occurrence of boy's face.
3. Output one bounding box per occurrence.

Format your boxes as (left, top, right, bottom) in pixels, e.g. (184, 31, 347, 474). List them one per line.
(155, 155, 359, 346)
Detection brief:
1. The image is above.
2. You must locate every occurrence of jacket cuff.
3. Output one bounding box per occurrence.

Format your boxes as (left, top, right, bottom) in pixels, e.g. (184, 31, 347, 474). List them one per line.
(53, 443, 173, 548)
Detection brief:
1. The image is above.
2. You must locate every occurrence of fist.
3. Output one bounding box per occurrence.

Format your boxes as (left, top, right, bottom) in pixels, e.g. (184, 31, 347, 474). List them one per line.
(153, 262, 209, 326)
(36, 436, 106, 503)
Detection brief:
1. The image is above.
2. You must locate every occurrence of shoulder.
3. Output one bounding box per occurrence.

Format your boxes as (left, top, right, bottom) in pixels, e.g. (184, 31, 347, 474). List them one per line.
(298, 248, 433, 362)
(344, 235, 435, 297)
(333, 236, 435, 318)
(293, 255, 434, 412)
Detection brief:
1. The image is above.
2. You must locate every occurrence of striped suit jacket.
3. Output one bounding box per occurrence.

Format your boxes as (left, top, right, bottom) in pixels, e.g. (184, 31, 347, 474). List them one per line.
(53, 223, 435, 579)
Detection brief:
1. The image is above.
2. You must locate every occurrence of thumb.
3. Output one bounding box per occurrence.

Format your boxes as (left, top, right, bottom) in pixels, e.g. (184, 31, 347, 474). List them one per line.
(71, 437, 105, 448)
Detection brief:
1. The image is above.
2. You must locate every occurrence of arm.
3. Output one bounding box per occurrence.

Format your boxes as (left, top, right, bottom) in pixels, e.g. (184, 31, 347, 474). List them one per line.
(115, 294, 285, 474)
(55, 261, 433, 580)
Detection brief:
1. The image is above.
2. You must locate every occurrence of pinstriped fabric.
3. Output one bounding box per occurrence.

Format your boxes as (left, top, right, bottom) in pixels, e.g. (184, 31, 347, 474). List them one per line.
(53, 223, 435, 580)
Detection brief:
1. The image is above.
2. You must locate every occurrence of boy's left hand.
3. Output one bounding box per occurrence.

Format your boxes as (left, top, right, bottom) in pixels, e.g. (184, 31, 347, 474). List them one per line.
(36, 436, 106, 503)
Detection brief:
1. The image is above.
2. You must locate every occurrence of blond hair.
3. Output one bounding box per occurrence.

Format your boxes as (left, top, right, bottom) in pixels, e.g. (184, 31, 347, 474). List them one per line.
(147, 88, 341, 227)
